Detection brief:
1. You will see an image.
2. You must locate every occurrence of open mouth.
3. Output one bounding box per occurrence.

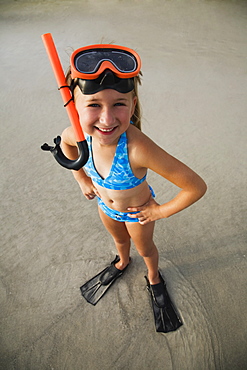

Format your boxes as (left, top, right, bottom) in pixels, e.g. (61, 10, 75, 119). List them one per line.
(95, 126, 117, 134)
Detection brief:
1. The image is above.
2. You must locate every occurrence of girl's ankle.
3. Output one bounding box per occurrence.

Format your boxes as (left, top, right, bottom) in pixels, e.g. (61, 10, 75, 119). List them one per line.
(149, 272, 160, 285)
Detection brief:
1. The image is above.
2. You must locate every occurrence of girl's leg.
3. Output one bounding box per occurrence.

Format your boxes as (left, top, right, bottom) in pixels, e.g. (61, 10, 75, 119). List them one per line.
(98, 207, 131, 270)
(126, 221, 160, 284)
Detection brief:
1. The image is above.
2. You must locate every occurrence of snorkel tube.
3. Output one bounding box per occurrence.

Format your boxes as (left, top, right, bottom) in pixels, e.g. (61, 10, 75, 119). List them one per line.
(41, 33, 89, 170)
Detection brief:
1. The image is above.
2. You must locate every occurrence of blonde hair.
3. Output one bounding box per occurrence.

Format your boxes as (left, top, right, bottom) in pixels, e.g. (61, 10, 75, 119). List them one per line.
(131, 73, 142, 130)
(66, 68, 142, 131)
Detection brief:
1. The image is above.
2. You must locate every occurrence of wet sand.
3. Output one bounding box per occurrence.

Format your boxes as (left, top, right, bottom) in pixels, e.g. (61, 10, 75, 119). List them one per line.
(1, 0, 247, 369)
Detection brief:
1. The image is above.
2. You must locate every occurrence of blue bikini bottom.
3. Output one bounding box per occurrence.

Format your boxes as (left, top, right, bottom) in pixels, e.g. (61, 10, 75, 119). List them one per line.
(97, 185, 155, 223)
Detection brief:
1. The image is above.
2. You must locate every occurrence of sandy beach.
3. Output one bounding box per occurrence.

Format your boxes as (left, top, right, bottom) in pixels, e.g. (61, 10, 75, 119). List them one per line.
(1, 0, 246, 369)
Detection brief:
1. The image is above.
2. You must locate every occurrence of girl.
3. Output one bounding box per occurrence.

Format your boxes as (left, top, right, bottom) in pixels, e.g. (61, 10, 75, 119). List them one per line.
(61, 44, 207, 332)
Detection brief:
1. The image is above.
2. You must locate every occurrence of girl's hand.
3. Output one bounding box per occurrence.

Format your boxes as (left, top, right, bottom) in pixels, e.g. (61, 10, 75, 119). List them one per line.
(78, 176, 100, 200)
(127, 198, 163, 225)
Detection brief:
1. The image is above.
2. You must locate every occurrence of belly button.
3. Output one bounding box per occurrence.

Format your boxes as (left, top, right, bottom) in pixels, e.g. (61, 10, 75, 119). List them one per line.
(109, 199, 114, 203)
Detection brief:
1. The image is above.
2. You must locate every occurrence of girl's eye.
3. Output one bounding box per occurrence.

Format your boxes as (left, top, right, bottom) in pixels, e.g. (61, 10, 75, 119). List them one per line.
(115, 102, 125, 107)
(88, 103, 100, 108)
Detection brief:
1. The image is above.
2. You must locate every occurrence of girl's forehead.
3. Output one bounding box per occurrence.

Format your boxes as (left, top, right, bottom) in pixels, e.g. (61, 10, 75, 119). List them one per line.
(76, 88, 134, 102)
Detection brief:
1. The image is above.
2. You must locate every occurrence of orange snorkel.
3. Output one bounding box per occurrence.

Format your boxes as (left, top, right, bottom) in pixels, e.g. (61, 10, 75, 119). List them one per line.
(41, 33, 89, 170)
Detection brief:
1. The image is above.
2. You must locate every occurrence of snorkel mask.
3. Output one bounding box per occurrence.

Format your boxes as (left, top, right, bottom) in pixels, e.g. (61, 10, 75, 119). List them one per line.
(70, 44, 141, 94)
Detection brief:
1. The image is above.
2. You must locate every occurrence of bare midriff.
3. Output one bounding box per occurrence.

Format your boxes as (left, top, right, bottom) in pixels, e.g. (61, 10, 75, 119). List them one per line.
(93, 180, 152, 212)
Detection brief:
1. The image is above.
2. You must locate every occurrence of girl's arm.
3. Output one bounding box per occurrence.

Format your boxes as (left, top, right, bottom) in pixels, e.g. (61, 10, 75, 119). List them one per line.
(127, 130, 207, 224)
(61, 127, 100, 200)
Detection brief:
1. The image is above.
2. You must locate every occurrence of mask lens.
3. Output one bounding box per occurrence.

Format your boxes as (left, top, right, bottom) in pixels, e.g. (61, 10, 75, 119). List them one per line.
(74, 49, 137, 74)
(111, 51, 136, 72)
(75, 51, 100, 73)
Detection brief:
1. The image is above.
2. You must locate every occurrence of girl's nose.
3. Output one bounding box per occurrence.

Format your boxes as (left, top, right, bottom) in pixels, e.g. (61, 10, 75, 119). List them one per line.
(99, 108, 115, 125)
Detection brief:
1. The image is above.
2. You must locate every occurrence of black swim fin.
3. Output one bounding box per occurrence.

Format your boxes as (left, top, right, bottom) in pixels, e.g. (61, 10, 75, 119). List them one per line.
(80, 255, 129, 306)
(145, 273, 183, 333)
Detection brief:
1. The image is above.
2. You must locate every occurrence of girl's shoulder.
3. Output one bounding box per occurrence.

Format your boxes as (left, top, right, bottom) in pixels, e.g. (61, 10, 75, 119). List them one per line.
(126, 124, 180, 176)
(126, 124, 165, 170)
(127, 124, 160, 155)
(127, 124, 153, 146)
(61, 126, 77, 146)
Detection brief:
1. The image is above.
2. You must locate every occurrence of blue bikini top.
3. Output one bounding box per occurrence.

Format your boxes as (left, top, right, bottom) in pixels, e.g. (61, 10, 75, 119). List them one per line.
(83, 131, 147, 190)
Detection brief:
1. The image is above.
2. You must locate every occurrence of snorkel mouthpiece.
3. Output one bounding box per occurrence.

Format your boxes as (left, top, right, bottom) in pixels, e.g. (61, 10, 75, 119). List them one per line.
(77, 69, 135, 95)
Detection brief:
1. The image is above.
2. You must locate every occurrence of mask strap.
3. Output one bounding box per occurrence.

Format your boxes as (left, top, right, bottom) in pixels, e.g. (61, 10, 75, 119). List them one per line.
(58, 85, 74, 107)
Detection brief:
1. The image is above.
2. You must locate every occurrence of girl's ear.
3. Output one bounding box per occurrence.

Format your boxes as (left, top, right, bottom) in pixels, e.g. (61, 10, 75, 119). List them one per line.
(131, 96, 137, 116)
(73, 86, 83, 109)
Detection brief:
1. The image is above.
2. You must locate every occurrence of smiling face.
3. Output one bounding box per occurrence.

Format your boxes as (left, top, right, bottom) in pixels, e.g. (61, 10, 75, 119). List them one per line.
(74, 88, 137, 146)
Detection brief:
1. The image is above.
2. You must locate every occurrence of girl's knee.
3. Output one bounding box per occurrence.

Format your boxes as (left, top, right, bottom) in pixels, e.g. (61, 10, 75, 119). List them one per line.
(136, 242, 157, 258)
(113, 235, 131, 246)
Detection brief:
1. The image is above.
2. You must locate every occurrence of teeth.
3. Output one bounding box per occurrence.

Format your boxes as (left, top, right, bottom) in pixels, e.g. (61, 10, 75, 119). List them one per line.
(98, 127, 115, 132)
